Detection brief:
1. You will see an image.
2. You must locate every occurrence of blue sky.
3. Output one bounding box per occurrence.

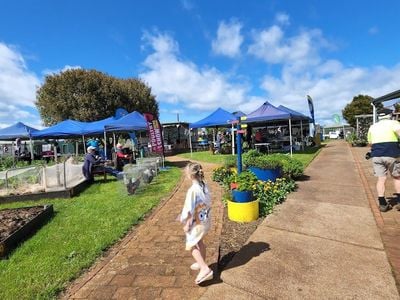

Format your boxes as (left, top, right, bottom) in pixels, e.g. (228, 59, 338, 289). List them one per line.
(1, 0, 400, 129)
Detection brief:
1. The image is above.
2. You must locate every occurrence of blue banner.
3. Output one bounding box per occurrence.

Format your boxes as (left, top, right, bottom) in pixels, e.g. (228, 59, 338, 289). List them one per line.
(307, 95, 315, 125)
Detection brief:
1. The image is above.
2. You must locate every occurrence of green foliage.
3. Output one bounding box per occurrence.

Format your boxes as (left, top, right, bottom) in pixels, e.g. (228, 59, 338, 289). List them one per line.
(0, 156, 15, 170)
(277, 154, 304, 179)
(35, 69, 159, 125)
(253, 178, 296, 216)
(242, 150, 281, 169)
(242, 151, 304, 179)
(0, 167, 181, 299)
(211, 166, 233, 188)
(223, 155, 237, 169)
(342, 94, 381, 128)
(235, 170, 257, 191)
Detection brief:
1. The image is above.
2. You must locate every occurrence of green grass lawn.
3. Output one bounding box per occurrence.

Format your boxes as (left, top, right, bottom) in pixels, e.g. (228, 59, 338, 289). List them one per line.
(179, 146, 323, 168)
(0, 166, 181, 299)
(179, 151, 235, 165)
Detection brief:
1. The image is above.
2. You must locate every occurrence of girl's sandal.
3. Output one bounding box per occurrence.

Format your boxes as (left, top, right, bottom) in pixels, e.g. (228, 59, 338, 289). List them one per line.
(195, 270, 213, 285)
(190, 263, 200, 271)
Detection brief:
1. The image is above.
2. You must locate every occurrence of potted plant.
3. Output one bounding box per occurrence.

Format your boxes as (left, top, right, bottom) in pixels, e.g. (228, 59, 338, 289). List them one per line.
(242, 150, 282, 182)
(231, 171, 257, 202)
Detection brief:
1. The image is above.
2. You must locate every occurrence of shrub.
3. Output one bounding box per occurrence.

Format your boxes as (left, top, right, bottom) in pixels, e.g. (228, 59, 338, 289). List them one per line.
(223, 155, 237, 169)
(242, 150, 282, 169)
(253, 178, 296, 216)
(235, 170, 257, 191)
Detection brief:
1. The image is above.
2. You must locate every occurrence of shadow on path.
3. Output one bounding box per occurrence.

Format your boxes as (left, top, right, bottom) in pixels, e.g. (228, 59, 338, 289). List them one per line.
(199, 241, 270, 287)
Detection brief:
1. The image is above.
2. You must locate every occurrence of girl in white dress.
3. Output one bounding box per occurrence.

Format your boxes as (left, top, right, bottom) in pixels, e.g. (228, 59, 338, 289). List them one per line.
(180, 163, 213, 284)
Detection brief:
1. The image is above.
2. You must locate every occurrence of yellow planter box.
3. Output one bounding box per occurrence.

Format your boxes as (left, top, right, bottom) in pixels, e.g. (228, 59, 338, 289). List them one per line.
(227, 199, 259, 223)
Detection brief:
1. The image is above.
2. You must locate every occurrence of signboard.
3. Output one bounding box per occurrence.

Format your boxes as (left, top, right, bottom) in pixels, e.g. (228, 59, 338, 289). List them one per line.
(143, 113, 164, 154)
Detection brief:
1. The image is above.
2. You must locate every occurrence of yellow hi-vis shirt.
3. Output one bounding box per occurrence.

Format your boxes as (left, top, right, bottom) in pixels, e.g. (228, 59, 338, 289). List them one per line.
(368, 119, 400, 157)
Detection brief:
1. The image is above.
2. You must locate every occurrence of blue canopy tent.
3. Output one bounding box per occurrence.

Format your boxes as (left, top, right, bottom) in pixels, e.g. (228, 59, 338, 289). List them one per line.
(104, 111, 147, 132)
(82, 116, 116, 135)
(245, 101, 291, 123)
(32, 119, 88, 138)
(189, 107, 236, 128)
(244, 102, 307, 156)
(0, 122, 39, 159)
(104, 111, 148, 158)
(189, 108, 237, 155)
(0, 122, 38, 140)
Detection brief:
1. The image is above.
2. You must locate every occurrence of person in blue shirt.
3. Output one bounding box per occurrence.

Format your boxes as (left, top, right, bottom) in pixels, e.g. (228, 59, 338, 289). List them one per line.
(82, 146, 121, 182)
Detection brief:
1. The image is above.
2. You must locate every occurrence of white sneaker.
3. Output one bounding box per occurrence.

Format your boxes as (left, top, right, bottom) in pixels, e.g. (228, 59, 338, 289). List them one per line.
(190, 263, 200, 270)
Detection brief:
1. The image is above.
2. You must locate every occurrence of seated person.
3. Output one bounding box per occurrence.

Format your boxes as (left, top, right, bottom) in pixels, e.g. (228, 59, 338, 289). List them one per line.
(82, 146, 121, 182)
(115, 143, 132, 171)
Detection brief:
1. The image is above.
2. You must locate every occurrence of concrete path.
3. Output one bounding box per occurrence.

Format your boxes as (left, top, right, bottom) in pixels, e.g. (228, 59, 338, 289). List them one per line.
(202, 140, 400, 299)
(63, 156, 225, 299)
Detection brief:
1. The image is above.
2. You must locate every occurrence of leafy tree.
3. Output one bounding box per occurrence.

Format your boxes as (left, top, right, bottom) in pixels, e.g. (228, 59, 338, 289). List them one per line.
(342, 94, 382, 128)
(36, 69, 158, 125)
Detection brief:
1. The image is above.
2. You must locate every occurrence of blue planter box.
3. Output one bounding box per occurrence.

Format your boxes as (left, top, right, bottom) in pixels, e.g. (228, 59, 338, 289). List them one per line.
(249, 167, 281, 182)
(232, 190, 253, 203)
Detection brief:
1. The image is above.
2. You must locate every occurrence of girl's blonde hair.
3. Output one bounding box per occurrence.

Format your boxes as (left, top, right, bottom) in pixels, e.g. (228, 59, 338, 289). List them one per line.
(186, 162, 205, 186)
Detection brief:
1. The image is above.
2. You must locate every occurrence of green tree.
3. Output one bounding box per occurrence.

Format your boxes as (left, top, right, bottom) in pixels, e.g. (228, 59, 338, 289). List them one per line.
(35, 69, 158, 125)
(342, 94, 382, 128)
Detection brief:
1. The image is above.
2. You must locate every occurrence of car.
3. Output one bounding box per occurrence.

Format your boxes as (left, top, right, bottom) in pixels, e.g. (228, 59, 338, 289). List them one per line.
(328, 131, 339, 139)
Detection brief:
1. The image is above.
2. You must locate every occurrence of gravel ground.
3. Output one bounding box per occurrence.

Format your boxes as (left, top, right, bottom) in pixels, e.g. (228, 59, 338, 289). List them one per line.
(218, 207, 264, 269)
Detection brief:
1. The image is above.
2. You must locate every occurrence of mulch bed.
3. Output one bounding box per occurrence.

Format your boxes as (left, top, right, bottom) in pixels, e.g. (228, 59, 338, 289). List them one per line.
(0, 206, 45, 242)
(218, 207, 264, 270)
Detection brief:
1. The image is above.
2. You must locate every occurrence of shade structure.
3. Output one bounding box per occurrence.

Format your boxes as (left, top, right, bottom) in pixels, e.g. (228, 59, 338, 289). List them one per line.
(244, 101, 290, 123)
(32, 119, 88, 139)
(82, 116, 116, 135)
(0, 122, 38, 140)
(105, 111, 147, 132)
(277, 105, 312, 121)
(189, 108, 237, 129)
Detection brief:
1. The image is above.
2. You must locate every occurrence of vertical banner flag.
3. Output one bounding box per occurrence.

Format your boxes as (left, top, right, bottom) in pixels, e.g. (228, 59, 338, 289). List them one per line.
(307, 95, 315, 126)
(143, 113, 164, 154)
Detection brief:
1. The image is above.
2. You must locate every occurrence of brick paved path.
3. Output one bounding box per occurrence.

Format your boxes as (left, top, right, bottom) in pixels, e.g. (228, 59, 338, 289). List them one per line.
(63, 156, 224, 299)
(351, 146, 400, 292)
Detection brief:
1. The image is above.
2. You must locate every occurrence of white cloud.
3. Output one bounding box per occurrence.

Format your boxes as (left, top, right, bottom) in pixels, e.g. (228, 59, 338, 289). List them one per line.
(248, 25, 325, 70)
(0, 43, 40, 108)
(245, 21, 400, 125)
(42, 65, 81, 76)
(275, 12, 290, 26)
(181, 0, 195, 11)
(212, 20, 243, 58)
(140, 31, 250, 111)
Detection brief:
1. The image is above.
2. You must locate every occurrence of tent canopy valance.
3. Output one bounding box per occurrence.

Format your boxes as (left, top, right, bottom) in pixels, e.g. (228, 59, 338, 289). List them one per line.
(0, 122, 38, 140)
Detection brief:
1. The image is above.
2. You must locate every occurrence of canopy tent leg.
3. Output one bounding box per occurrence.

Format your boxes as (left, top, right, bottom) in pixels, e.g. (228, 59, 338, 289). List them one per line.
(231, 124, 235, 155)
(189, 129, 193, 157)
(289, 118, 293, 157)
(104, 131, 107, 159)
(300, 120, 304, 150)
(29, 138, 34, 160)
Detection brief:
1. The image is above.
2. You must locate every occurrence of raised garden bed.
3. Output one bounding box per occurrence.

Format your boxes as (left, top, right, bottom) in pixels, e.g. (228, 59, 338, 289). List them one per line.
(0, 204, 54, 258)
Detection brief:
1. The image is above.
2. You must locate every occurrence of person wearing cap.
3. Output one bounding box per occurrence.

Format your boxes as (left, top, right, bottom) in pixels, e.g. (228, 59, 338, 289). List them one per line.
(367, 109, 400, 212)
(82, 146, 121, 182)
(82, 146, 101, 182)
